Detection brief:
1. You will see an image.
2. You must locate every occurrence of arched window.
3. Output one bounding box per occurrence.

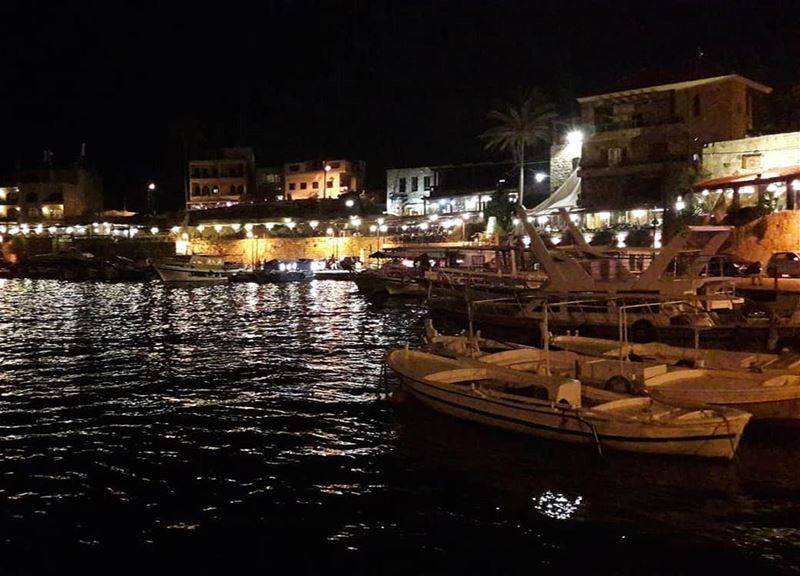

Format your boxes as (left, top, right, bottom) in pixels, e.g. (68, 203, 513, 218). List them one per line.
(237, 185, 244, 194)
(192, 184, 200, 196)
(230, 185, 236, 195)
(202, 186, 210, 196)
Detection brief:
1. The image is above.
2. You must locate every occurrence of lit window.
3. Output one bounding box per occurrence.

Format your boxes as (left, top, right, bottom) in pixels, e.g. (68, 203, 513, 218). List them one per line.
(742, 154, 762, 170)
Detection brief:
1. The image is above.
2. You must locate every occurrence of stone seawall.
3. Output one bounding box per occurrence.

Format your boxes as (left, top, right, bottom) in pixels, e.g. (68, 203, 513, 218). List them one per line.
(188, 236, 397, 264)
(728, 211, 800, 265)
(5, 234, 399, 264)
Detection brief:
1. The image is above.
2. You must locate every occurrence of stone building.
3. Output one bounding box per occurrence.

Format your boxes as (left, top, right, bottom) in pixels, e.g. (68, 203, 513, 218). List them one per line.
(0, 168, 103, 222)
(385, 161, 519, 216)
(283, 159, 363, 201)
(255, 167, 284, 202)
(188, 147, 256, 210)
(693, 131, 800, 212)
(386, 166, 435, 215)
(577, 74, 772, 229)
(549, 129, 583, 193)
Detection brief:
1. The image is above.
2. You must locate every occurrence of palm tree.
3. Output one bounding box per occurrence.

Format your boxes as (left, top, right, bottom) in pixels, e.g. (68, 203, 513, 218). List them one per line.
(480, 90, 557, 207)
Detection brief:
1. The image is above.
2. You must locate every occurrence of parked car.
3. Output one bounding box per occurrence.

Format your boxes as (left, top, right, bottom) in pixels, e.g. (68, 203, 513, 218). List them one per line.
(704, 255, 761, 277)
(766, 251, 800, 278)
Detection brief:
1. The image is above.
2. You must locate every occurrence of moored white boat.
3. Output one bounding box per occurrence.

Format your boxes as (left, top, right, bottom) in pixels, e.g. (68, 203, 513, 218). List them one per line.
(154, 255, 233, 284)
(386, 348, 750, 459)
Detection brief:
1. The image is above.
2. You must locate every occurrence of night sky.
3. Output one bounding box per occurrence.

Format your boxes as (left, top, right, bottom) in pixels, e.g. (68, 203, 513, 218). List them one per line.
(1, 0, 799, 211)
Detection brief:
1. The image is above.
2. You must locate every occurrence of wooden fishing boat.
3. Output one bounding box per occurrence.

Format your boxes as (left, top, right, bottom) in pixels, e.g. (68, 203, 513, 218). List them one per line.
(551, 335, 800, 372)
(644, 370, 800, 420)
(422, 319, 518, 357)
(502, 337, 800, 421)
(386, 348, 750, 459)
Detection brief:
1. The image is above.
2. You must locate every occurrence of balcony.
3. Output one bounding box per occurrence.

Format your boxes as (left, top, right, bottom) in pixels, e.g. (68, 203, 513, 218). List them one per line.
(579, 159, 688, 179)
(593, 116, 683, 134)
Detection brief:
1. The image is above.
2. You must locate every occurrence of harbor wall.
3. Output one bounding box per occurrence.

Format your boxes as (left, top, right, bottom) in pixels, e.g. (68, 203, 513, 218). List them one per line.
(729, 210, 800, 265)
(3, 234, 399, 265)
(187, 236, 398, 264)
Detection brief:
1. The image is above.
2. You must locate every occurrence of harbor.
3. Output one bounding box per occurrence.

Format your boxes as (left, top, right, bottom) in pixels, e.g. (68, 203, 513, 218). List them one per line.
(6, 1, 800, 573)
(2, 278, 800, 574)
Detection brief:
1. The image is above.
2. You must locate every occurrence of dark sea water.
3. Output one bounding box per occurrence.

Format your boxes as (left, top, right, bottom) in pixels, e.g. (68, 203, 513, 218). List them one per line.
(1, 278, 800, 575)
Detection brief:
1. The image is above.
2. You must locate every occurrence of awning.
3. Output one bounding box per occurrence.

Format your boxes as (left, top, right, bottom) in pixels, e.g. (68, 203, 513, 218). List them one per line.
(694, 166, 800, 190)
(528, 169, 580, 215)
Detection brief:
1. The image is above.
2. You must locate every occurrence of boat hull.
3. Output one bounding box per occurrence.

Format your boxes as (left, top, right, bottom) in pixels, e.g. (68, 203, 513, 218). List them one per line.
(353, 273, 426, 297)
(154, 265, 228, 284)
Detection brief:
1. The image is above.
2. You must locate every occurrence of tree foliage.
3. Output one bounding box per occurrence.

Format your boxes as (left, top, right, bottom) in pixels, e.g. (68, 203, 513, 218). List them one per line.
(480, 90, 557, 165)
(484, 186, 516, 239)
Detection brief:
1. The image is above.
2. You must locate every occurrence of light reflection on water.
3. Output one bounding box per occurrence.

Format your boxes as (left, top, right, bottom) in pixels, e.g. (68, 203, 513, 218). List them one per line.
(0, 278, 799, 573)
(534, 491, 584, 521)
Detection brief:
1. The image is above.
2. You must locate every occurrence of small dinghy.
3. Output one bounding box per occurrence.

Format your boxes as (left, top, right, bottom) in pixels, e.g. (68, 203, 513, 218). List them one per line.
(386, 349, 750, 459)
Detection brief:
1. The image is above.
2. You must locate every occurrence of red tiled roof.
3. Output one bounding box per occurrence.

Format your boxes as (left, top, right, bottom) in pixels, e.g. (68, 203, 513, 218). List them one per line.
(694, 166, 800, 190)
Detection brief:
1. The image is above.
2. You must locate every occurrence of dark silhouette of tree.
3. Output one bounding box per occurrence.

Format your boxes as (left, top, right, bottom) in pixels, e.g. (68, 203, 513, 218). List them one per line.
(480, 90, 557, 206)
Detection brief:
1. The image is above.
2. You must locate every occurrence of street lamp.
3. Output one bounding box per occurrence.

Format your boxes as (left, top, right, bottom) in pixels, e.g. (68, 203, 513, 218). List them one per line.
(323, 163, 332, 199)
(147, 182, 156, 215)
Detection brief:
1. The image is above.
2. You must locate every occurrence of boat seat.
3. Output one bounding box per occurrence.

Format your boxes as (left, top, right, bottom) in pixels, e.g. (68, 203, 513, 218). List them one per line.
(427, 368, 491, 384)
(761, 374, 800, 388)
(590, 396, 651, 413)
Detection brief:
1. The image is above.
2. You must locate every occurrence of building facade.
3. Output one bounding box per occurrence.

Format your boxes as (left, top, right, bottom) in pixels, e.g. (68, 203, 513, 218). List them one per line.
(188, 147, 256, 210)
(549, 129, 583, 192)
(386, 166, 435, 215)
(693, 131, 800, 212)
(386, 161, 516, 216)
(577, 74, 772, 226)
(255, 167, 284, 202)
(0, 168, 103, 222)
(283, 159, 363, 201)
